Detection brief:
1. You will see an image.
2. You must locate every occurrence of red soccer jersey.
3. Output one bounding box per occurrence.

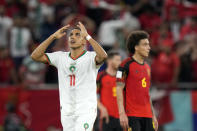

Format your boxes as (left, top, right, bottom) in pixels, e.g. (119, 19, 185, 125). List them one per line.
(97, 71, 119, 118)
(117, 57, 152, 118)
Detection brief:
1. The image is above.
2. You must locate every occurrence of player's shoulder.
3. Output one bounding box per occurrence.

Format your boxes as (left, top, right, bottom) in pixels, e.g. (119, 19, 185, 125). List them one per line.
(98, 71, 107, 77)
(86, 51, 96, 55)
(120, 57, 134, 67)
(144, 62, 151, 69)
(97, 71, 107, 81)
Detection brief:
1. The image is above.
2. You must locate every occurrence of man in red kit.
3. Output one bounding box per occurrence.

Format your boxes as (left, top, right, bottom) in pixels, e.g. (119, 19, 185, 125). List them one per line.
(97, 52, 122, 131)
(116, 31, 158, 131)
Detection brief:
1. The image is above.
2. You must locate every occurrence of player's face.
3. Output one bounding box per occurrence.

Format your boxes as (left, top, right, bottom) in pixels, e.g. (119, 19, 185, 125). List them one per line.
(111, 55, 121, 69)
(68, 29, 85, 49)
(135, 39, 151, 58)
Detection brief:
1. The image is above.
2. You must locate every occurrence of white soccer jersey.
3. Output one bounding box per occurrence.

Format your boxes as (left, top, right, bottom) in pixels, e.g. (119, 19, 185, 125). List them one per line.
(45, 50, 99, 116)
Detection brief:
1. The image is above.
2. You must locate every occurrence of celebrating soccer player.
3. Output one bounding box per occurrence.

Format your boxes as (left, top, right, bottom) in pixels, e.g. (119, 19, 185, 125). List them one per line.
(31, 22, 107, 131)
(116, 31, 158, 131)
(97, 52, 122, 131)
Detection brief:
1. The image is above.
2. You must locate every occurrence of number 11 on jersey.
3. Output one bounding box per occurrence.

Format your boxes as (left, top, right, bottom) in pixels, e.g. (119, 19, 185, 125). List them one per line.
(69, 75, 75, 86)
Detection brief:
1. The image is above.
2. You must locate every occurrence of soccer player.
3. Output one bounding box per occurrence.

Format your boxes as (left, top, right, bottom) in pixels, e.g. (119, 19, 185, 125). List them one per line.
(116, 31, 158, 131)
(31, 22, 107, 131)
(97, 52, 122, 131)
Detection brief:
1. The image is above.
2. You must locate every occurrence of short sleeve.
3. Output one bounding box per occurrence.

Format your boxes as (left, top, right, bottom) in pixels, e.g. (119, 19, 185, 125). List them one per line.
(116, 58, 131, 84)
(45, 51, 62, 67)
(89, 51, 103, 69)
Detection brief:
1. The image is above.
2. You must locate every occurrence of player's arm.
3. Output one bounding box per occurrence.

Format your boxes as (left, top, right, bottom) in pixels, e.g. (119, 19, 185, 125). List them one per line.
(31, 25, 70, 63)
(116, 71, 129, 129)
(97, 99, 109, 123)
(77, 22, 107, 65)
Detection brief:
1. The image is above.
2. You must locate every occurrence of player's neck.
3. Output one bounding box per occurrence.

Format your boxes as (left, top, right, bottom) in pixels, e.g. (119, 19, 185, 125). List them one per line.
(106, 66, 117, 76)
(132, 53, 144, 64)
(70, 47, 85, 59)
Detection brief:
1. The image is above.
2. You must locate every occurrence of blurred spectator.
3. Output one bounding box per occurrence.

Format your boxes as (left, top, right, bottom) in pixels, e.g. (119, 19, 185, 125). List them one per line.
(150, 22, 174, 54)
(19, 44, 46, 88)
(168, 7, 182, 42)
(4, 102, 27, 131)
(40, 13, 57, 42)
(138, 3, 161, 32)
(191, 43, 197, 82)
(54, 0, 77, 27)
(0, 47, 18, 84)
(8, 15, 32, 70)
(151, 44, 180, 85)
(180, 16, 197, 40)
(176, 40, 193, 82)
(4, 1, 20, 18)
(0, 6, 13, 48)
(177, 34, 197, 82)
(98, 10, 140, 52)
(83, 0, 122, 27)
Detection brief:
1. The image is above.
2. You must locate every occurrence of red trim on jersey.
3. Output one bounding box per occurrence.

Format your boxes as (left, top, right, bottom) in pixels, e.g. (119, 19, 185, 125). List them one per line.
(73, 75, 75, 86)
(69, 50, 86, 60)
(44, 54, 50, 65)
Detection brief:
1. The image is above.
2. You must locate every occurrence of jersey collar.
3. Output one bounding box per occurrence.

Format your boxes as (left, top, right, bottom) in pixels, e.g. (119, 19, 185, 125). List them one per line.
(69, 50, 87, 60)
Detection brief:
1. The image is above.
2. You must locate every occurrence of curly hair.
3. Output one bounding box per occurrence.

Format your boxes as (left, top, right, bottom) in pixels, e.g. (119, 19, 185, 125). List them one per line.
(126, 31, 149, 54)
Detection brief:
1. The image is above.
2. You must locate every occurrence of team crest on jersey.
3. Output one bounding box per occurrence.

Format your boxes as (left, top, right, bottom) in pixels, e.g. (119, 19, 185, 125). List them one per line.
(84, 123, 89, 130)
(69, 63, 76, 73)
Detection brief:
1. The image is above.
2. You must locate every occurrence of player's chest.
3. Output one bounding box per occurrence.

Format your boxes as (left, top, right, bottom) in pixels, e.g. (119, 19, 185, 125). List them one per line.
(59, 57, 91, 74)
(129, 64, 150, 81)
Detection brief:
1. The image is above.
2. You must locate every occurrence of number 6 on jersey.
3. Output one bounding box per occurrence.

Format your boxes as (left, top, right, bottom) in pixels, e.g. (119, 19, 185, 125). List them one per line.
(142, 77, 147, 88)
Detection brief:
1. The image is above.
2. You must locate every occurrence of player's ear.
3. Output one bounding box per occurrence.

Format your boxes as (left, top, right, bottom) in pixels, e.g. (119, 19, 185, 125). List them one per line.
(135, 45, 139, 52)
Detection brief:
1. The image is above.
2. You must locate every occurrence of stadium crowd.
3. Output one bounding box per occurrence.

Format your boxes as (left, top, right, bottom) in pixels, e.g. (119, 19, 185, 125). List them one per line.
(0, 0, 197, 131)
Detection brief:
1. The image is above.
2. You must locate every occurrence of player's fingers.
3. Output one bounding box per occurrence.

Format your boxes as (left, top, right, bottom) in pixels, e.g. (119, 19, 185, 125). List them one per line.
(62, 24, 70, 29)
(76, 24, 81, 29)
(78, 21, 83, 26)
(78, 21, 86, 29)
(120, 120, 124, 128)
(106, 116, 109, 124)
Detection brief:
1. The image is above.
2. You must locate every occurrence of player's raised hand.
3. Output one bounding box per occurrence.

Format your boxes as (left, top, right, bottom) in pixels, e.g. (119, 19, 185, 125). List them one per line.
(52, 25, 70, 39)
(77, 21, 88, 38)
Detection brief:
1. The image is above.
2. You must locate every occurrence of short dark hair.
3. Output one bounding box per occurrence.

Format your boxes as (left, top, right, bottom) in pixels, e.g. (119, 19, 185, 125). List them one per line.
(107, 51, 120, 59)
(126, 31, 149, 54)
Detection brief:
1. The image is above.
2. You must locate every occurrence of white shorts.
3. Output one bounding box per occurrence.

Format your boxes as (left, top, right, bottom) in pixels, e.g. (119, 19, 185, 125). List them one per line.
(61, 110, 97, 131)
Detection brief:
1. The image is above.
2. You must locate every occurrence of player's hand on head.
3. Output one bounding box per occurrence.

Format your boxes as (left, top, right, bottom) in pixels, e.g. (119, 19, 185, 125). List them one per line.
(53, 24, 70, 39)
(77, 21, 88, 38)
(100, 106, 109, 124)
(119, 112, 129, 130)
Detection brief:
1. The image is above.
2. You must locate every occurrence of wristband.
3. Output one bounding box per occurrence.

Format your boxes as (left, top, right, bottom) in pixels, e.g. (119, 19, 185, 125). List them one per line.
(86, 35, 92, 41)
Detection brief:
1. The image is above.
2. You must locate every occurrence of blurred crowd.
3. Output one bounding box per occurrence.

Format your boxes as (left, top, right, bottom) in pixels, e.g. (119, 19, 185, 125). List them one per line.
(0, 0, 197, 87)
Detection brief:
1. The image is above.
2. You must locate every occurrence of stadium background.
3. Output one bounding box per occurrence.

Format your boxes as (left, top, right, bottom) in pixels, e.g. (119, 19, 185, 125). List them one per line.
(0, 0, 197, 131)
